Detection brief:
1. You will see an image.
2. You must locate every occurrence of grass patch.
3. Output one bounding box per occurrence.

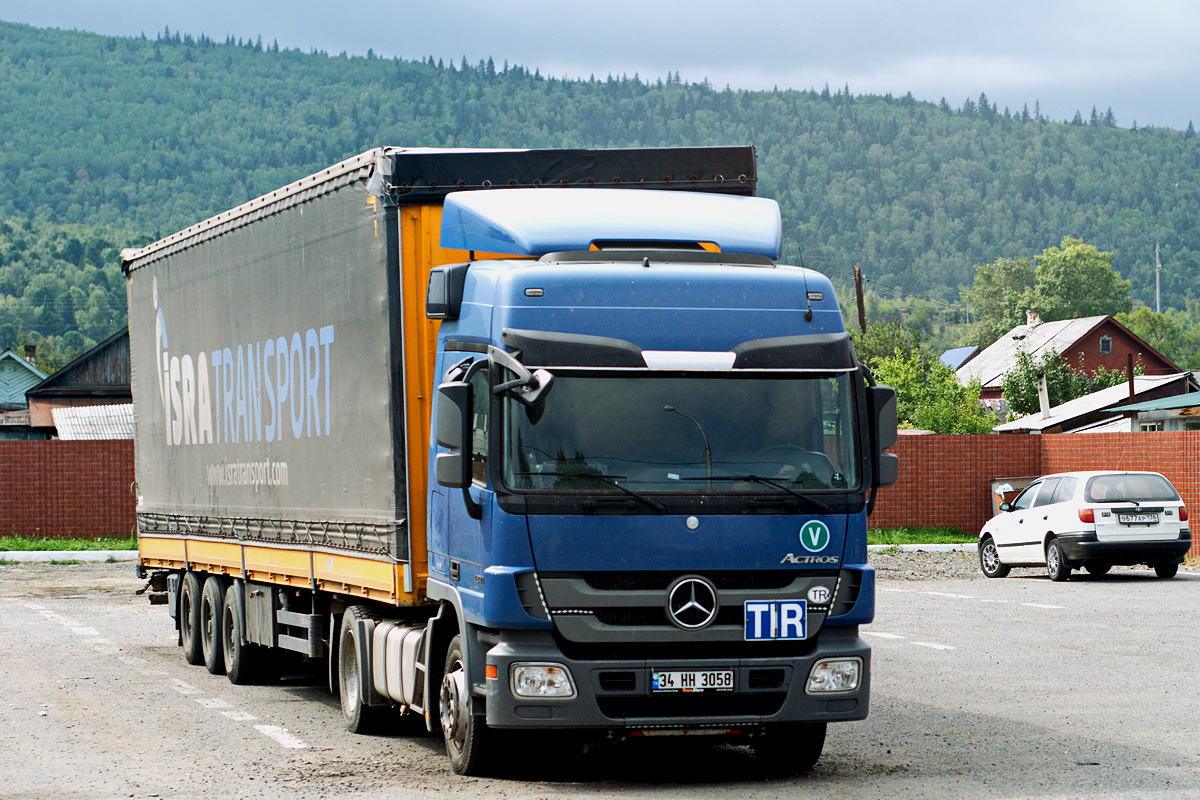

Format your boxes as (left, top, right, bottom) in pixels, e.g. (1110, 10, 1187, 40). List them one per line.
(868, 527, 975, 546)
(0, 535, 137, 552)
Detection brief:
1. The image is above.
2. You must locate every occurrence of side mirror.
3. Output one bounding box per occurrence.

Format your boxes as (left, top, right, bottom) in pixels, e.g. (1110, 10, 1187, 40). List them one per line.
(1000, 502, 1013, 513)
(433, 380, 481, 519)
(868, 384, 899, 488)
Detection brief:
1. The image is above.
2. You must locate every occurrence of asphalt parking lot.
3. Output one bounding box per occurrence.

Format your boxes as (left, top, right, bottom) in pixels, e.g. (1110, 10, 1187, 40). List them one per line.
(1, 558, 1197, 799)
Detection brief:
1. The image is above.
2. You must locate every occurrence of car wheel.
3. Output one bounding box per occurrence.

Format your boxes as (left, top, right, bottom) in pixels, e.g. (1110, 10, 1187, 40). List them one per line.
(978, 537, 1010, 578)
(1084, 562, 1112, 576)
(1153, 562, 1179, 579)
(1046, 539, 1072, 582)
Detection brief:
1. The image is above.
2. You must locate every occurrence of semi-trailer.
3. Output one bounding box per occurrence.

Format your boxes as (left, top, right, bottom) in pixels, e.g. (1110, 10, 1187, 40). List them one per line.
(125, 145, 898, 775)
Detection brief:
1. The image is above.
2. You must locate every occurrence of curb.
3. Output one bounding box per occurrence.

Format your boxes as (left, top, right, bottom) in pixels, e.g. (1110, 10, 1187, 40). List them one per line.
(868, 543, 975, 553)
(0, 551, 139, 563)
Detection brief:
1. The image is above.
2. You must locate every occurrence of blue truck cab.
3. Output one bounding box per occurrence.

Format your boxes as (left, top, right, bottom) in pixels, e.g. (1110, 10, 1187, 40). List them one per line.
(426, 187, 898, 773)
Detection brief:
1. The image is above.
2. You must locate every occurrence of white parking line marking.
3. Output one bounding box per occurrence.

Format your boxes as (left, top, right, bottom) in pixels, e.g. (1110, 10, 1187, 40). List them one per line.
(925, 591, 975, 599)
(255, 725, 308, 749)
(912, 642, 957, 650)
(1022, 603, 1064, 609)
(170, 680, 202, 695)
(194, 697, 233, 709)
(222, 710, 257, 722)
(862, 631, 907, 639)
(70, 626, 100, 636)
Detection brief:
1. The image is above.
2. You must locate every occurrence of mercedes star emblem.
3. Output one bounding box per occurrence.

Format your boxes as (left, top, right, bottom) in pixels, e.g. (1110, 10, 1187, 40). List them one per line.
(666, 575, 719, 630)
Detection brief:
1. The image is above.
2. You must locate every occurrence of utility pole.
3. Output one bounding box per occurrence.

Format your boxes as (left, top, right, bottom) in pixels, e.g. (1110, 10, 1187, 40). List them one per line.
(1155, 242, 1161, 313)
(853, 265, 867, 333)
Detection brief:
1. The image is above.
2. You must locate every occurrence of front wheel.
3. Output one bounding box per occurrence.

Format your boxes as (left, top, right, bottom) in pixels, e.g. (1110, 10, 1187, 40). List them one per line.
(1153, 562, 1179, 579)
(752, 722, 827, 775)
(1046, 539, 1072, 582)
(979, 537, 1010, 578)
(440, 634, 490, 775)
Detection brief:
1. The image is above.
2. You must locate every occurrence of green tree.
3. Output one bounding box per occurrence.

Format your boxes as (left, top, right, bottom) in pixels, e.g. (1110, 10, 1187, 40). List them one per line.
(1029, 237, 1132, 321)
(850, 318, 923, 369)
(1114, 307, 1200, 369)
(960, 256, 1035, 348)
(872, 350, 996, 434)
(1001, 349, 1134, 416)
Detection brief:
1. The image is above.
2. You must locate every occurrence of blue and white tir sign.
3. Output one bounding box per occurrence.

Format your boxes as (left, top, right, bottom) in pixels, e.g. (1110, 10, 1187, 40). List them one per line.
(744, 600, 808, 641)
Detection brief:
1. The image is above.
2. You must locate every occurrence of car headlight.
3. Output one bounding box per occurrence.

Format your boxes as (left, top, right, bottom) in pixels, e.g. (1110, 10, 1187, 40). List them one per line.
(806, 657, 862, 694)
(510, 663, 577, 699)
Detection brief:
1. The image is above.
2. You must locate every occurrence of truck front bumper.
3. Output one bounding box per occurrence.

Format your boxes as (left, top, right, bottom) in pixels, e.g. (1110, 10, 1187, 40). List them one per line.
(481, 626, 869, 730)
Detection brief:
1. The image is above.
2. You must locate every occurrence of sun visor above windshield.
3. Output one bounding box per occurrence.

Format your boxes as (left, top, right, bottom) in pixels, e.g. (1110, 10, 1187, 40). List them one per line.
(732, 333, 857, 370)
(441, 188, 782, 258)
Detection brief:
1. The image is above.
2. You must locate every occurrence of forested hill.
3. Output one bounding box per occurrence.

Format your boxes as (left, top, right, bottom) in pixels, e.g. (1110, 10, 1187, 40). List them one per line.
(2, 19, 1200, 359)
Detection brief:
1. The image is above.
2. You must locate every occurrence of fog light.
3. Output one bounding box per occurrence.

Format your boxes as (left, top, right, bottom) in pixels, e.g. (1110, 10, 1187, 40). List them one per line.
(806, 657, 862, 694)
(510, 663, 577, 699)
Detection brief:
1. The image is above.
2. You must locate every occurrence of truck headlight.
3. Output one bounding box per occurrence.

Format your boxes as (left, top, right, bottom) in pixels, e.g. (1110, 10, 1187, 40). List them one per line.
(510, 663, 577, 699)
(806, 657, 862, 694)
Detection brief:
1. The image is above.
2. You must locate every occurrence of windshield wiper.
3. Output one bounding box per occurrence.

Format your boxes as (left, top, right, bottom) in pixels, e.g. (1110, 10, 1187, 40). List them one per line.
(686, 475, 831, 512)
(513, 471, 667, 513)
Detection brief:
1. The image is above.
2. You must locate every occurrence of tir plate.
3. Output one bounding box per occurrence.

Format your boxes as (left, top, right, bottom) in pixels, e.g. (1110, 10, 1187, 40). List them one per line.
(651, 669, 734, 693)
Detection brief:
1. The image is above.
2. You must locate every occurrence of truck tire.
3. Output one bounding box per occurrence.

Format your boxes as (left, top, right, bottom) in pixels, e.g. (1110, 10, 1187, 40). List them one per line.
(752, 722, 826, 775)
(440, 634, 490, 775)
(179, 571, 204, 666)
(338, 606, 388, 734)
(200, 576, 227, 675)
(222, 582, 277, 685)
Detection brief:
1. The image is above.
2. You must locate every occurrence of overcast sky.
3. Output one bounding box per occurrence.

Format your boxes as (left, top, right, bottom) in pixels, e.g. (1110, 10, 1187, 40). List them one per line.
(4, 0, 1197, 130)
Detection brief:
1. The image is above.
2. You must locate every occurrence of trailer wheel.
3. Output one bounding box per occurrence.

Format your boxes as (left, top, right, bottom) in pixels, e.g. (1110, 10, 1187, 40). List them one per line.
(222, 582, 277, 685)
(200, 576, 227, 675)
(440, 634, 490, 775)
(179, 572, 204, 666)
(338, 606, 388, 733)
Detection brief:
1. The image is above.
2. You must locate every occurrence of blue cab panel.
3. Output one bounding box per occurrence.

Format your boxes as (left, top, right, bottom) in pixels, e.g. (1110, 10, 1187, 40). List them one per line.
(440, 188, 782, 258)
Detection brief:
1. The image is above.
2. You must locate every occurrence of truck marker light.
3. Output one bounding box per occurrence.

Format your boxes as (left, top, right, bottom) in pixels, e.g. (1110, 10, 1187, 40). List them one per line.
(485, 665, 497, 680)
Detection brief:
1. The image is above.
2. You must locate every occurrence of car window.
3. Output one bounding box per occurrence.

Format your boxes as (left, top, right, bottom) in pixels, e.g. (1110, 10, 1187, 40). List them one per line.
(1086, 473, 1179, 503)
(1011, 481, 1041, 511)
(1052, 477, 1077, 504)
(1032, 477, 1061, 507)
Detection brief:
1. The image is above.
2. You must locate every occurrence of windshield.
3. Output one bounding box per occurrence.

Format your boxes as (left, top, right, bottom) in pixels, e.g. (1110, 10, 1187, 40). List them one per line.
(502, 372, 861, 495)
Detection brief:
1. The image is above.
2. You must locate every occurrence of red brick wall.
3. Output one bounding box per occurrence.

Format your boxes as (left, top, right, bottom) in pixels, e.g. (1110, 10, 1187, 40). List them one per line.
(0, 440, 135, 540)
(872, 432, 1200, 557)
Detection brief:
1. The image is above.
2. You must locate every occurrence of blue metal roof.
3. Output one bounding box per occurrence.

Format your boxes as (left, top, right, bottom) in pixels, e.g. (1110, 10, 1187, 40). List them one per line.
(440, 188, 782, 258)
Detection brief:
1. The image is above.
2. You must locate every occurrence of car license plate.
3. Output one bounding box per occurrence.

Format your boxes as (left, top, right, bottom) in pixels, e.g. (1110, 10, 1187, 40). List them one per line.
(1118, 512, 1159, 525)
(651, 669, 734, 693)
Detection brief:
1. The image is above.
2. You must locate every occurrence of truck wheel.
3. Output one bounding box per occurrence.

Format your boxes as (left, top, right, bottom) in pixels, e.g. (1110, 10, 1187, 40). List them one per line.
(978, 537, 1010, 578)
(752, 722, 826, 775)
(179, 571, 204, 666)
(440, 634, 490, 775)
(1046, 539, 1072, 582)
(222, 582, 276, 685)
(200, 576, 227, 675)
(1153, 562, 1179, 579)
(338, 606, 388, 733)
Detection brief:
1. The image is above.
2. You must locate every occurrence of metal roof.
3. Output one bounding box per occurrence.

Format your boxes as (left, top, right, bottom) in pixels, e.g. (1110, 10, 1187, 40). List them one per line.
(939, 346, 979, 370)
(1108, 392, 1200, 413)
(992, 373, 1190, 432)
(957, 316, 1109, 389)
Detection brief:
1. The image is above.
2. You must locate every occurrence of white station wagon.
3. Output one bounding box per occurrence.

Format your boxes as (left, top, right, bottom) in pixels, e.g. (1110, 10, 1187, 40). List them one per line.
(978, 470, 1192, 581)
